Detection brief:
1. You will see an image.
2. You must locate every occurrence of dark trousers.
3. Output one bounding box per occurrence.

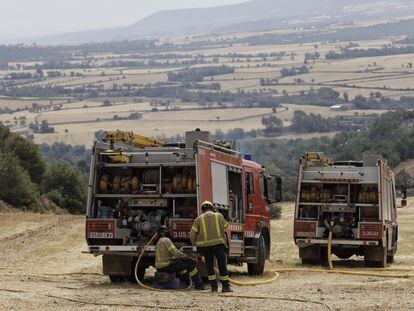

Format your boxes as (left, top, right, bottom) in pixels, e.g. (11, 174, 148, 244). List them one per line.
(198, 244, 229, 287)
(158, 260, 201, 286)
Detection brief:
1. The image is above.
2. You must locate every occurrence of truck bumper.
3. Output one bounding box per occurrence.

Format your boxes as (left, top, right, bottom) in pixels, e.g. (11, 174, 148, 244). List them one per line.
(88, 245, 197, 254)
(296, 238, 379, 247)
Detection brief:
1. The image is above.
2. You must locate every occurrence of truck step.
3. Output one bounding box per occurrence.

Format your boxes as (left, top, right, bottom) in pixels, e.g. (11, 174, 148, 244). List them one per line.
(244, 246, 258, 250)
(243, 257, 258, 263)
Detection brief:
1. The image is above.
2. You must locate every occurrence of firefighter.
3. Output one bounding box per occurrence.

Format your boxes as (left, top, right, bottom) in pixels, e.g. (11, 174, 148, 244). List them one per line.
(190, 200, 233, 293)
(155, 226, 206, 290)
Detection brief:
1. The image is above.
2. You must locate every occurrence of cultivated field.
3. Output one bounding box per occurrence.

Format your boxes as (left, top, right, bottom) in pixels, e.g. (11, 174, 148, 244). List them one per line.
(1, 201, 414, 310)
(29, 103, 388, 146)
(1, 17, 414, 145)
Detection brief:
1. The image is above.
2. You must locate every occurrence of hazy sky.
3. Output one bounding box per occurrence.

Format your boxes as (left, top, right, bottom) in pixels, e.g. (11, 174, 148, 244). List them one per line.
(0, 0, 246, 41)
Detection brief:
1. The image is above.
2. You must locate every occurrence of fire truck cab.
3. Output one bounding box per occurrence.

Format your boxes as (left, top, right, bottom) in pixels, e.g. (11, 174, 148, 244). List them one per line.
(85, 130, 281, 281)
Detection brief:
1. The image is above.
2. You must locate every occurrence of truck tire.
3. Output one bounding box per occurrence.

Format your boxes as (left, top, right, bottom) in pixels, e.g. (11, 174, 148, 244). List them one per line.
(130, 258, 146, 283)
(299, 245, 321, 265)
(248, 235, 265, 275)
(320, 247, 329, 264)
(387, 241, 397, 264)
(301, 258, 317, 265)
(364, 245, 387, 268)
(109, 275, 125, 282)
(388, 227, 398, 264)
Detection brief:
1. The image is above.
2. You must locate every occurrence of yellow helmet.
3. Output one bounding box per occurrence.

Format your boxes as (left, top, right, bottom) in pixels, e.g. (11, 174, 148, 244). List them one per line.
(201, 200, 213, 211)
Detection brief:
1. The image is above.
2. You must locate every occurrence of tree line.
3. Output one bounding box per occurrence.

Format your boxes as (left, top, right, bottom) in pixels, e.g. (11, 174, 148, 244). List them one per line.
(167, 65, 235, 83)
(326, 46, 414, 60)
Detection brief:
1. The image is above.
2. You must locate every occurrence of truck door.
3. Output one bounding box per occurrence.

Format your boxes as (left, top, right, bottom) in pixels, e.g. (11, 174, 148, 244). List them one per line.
(195, 143, 243, 216)
(196, 143, 246, 258)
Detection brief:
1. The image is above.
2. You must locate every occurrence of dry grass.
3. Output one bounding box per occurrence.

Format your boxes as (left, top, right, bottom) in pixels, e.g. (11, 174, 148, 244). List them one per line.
(1, 200, 414, 310)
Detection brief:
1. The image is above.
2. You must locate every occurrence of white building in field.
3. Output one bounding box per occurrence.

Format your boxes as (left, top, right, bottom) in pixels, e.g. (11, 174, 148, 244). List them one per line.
(330, 104, 354, 111)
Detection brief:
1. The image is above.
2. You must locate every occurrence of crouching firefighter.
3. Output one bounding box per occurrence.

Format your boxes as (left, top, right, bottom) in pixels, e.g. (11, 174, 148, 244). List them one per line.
(190, 201, 233, 293)
(155, 226, 206, 290)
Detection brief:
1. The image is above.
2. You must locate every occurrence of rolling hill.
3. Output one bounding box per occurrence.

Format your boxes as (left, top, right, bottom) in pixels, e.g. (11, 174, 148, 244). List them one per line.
(31, 0, 414, 44)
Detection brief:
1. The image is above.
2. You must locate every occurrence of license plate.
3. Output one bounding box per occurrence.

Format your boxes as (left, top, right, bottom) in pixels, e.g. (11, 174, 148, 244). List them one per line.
(88, 232, 113, 239)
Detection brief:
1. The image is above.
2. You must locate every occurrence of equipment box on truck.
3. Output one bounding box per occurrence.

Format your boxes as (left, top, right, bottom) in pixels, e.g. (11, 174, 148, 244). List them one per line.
(86, 130, 281, 281)
(294, 153, 398, 267)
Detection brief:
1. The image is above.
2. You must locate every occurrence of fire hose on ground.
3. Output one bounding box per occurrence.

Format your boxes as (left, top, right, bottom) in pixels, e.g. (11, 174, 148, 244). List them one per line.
(1, 227, 414, 310)
(268, 220, 414, 279)
(133, 233, 280, 291)
(134, 230, 414, 294)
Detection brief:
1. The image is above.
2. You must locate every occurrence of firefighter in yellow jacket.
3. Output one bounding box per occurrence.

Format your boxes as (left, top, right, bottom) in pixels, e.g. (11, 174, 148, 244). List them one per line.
(190, 201, 233, 293)
(155, 226, 206, 290)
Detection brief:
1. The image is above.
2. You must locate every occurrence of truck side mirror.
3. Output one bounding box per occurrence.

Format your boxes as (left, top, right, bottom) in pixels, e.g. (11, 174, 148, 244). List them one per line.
(275, 176, 282, 202)
(265, 174, 282, 204)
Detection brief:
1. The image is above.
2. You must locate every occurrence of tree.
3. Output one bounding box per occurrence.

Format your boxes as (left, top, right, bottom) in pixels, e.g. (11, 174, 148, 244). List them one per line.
(2, 127, 46, 184)
(0, 152, 41, 209)
(39, 120, 55, 133)
(262, 115, 283, 134)
(42, 161, 87, 213)
(343, 92, 349, 103)
(317, 87, 340, 100)
(36, 68, 44, 77)
(102, 99, 112, 106)
(129, 112, 142, 120)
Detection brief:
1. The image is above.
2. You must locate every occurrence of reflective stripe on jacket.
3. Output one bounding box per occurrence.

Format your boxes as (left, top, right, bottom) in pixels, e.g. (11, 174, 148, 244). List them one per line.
(155, 237, 187, 269)
(189, 211, 229, 247)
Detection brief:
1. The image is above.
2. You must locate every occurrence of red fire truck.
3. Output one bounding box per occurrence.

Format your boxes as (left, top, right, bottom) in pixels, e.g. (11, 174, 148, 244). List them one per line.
(85, 130, 281, 281)
(294, 153, 398, 267)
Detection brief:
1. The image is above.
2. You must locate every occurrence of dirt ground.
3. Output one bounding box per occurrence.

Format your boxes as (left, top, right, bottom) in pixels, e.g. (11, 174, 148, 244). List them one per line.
(1, 201, 414, 310)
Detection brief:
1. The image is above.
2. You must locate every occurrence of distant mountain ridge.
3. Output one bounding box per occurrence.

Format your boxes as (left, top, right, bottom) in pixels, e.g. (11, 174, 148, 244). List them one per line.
(38, 0, 414, 44)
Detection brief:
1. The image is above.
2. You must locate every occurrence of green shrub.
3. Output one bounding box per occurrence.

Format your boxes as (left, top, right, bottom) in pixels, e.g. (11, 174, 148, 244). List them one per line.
(0, 152, 41, 209)
(42, 161, 87, 213)
(4, 134, 46, 184)
(46, 190, 64, 207)
(270, 203, 282, 220)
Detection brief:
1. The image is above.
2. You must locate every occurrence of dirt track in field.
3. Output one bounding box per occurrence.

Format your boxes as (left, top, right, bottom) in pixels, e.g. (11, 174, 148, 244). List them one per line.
(1, 201, 414, 310)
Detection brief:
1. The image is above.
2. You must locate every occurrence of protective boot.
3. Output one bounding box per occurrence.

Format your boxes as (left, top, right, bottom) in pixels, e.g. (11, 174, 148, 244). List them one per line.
(221, 281, 233, 293)
(210, 281, 218, 292)
(193, 276, 208, 290)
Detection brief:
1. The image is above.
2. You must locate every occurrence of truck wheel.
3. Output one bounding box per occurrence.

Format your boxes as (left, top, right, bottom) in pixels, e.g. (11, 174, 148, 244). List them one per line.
(299, 245, 321, 265)
(248, 235, 266, 275)
(136, 264, 146, 282)
(301, 258, 316, 265)
(364, 246, 387, 268)
(320, 247, 328, 265)
(387, 241, 397, 264)
(109, 275, 125, 283)
(130, 258, 146, 283)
